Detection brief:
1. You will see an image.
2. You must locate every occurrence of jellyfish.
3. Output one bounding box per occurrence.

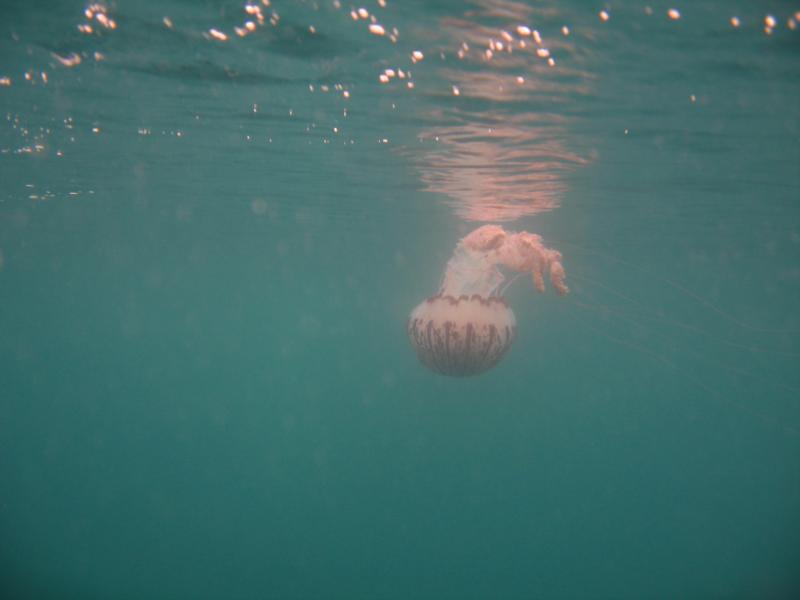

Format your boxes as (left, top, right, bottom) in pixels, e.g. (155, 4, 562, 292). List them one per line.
(408, 225, 568, 376)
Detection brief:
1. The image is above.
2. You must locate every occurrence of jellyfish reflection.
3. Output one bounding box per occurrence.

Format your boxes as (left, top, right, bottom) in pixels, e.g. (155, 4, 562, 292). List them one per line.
(408, 225, 567, 376)
(410, 0, 592, 223)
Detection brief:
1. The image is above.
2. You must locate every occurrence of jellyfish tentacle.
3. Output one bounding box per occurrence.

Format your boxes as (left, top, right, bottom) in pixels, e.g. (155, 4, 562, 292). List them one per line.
(499, 272, 524, 297)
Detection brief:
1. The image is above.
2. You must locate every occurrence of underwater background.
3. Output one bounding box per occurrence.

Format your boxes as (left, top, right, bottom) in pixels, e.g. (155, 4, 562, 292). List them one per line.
(1, 1, 799, 597)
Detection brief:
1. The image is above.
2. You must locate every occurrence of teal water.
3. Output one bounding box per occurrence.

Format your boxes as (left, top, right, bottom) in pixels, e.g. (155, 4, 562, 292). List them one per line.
(1, 1, 799, 597)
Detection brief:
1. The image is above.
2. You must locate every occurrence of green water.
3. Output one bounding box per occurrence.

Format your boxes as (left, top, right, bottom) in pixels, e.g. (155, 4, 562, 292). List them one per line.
(1, 1, 799, 597)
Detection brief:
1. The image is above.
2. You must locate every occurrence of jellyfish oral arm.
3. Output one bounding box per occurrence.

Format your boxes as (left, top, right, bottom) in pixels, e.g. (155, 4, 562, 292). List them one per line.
(440, 225, 569, 297)
(439, 246, 506, 298)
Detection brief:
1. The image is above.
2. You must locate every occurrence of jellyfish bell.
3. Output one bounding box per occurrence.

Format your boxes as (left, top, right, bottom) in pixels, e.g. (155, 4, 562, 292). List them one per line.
(408, 225, 568, 377)
(408, 294, 516, 377)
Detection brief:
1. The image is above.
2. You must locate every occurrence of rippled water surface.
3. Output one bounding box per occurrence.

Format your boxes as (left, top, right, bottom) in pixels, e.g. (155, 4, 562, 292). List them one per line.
(1, 1, 799, 597)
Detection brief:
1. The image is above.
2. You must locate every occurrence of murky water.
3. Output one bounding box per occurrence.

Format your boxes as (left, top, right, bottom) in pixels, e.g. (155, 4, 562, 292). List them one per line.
(1, 1, 799, 597)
